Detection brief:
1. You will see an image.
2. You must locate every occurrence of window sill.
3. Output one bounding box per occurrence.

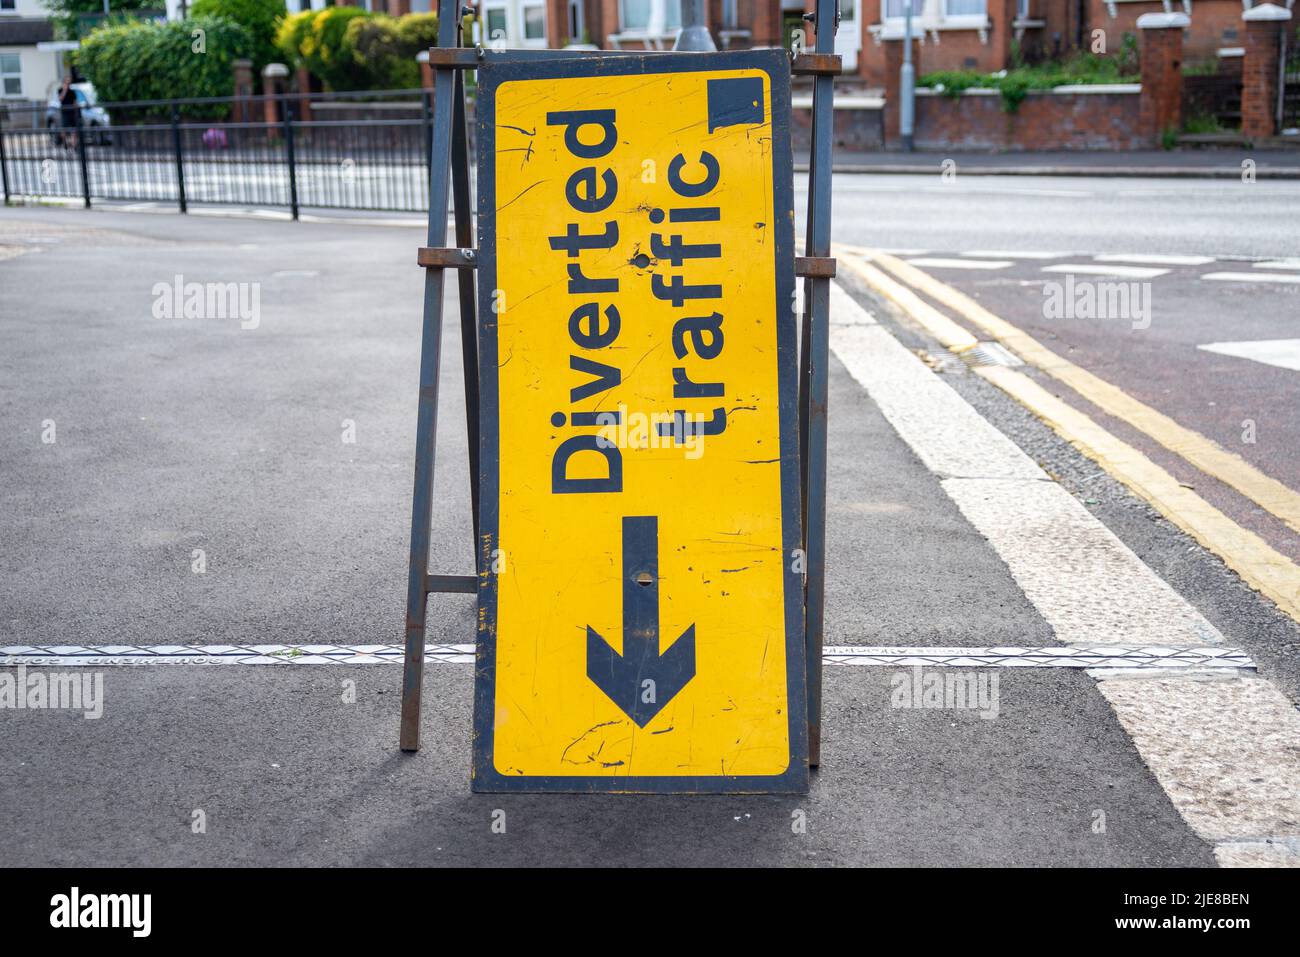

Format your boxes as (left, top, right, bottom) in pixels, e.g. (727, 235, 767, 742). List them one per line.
(872, 17, 994, 44)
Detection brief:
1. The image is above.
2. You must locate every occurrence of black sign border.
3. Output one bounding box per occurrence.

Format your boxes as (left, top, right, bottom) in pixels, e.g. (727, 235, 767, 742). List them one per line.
(472, 48, 807, 794)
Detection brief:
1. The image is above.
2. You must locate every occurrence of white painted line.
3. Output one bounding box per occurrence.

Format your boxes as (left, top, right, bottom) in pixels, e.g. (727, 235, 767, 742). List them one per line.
(827, 284, 1222, 647)
(1042, 263, 1170, 279)
(907, 257, 1013, 271)
(1093, 253, 1215, 266)
(823, 298, 1042, 482)
(829, 279, 877, 326)
(1197, 339, 1300, 372)
(1253, 259, 1300, 270)
(1214, 839, 1300, 868)
(0, 644, 475, 666)
(1203, 271, 1300, 284)
(822, 646, 1250, 669)
(831, 277, 1297, 860)
(961, 250, 1068, 260)
(1099, 677, 1300, 842)
(941, 478, 1224, 646)
(0, 644, 1252, 669)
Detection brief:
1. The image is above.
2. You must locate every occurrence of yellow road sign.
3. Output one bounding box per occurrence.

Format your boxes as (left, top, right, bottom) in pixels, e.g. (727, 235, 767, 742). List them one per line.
(473, 50, 806, 793)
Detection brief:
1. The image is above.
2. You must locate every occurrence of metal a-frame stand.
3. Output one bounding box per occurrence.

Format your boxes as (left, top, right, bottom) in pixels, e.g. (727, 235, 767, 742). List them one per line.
(399, 0, 838, 770)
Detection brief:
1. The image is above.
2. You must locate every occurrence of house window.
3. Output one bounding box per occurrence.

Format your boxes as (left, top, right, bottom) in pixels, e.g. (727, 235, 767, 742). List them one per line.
(619, 0, 681, 31)
(0, 0, 16, 10)
(523, 0, 545, 39)
(884, 0, 916, 17)
(0, 53, 20, 96)
(943, 0, 986, 16)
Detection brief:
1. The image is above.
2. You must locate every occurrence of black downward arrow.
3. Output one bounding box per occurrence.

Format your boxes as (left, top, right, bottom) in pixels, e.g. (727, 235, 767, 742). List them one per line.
(586, 516, 696, 727)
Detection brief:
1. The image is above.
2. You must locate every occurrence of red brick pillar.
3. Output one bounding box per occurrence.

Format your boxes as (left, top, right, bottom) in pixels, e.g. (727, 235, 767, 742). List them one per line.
(262, 63, 289, 137)
(546, 0, 568, 47)
(418, 49, 432, 89)
(231, 58, 253, 124)
(751, 0, 782, 48)
(1242, 3, 1292, 140)
(882, 32, 922, 147)
(859, 0, 882, 83)
(1137, 12, 1188, 146)
(295, 64, 313, 123)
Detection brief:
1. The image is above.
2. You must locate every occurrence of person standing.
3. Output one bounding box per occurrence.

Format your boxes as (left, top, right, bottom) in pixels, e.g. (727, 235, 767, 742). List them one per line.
(58, 76, 79, 150)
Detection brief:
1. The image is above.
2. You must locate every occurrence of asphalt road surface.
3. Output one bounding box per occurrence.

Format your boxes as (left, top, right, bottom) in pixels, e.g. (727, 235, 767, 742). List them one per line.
(2, 199, 1298, 867)
(822, 173, 1300, 564)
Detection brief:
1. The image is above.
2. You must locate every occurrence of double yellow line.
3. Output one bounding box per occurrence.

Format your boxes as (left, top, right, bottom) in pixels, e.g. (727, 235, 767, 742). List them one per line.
(837, 246, 1300, 623)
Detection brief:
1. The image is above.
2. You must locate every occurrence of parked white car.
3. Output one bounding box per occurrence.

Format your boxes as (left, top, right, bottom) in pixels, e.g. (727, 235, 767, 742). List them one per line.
(45, 82, 113, 146)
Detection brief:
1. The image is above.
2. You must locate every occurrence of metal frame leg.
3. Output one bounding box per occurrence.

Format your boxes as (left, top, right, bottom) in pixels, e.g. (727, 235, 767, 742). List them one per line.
(800, 0, 837, 769)
(400, 1, 465, 753)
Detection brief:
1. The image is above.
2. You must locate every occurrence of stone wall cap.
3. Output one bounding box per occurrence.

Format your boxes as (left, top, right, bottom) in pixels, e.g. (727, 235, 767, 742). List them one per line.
(1242, 3, 1292, 21)
(1136, 11, 1190, 28)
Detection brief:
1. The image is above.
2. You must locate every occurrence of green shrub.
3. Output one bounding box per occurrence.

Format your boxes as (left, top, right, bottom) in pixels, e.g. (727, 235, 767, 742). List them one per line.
(76, 16, 252, 115)
(919, 51, 1140, 114)
(345, 12, 438, 90)
(189, 0, 286, 73)
(276, 5, 370, 91)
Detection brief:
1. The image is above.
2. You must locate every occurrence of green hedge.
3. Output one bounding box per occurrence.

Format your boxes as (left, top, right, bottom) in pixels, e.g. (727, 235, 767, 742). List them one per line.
(189, 0, 286, 73)
(75, 16, 252, 114)
(919, 51, 1141, 114)
(275, 6, 370, 92)
(276, 8, 436, 92)
(346, 13, 439, 90)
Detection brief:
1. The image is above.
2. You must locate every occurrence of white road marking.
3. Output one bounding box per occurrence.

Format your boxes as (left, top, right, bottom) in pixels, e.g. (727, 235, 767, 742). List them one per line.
(1197, 339, 1300, 372)
(1093, 253, 1215, 266)
(1213, 839, 1300, 868)
(1100, 677, 1300, 843)
(907, 257, 1013, 270)
(828, 280, 1300, 862)
(828, 287, 1220, 647)
(1203, 271, 1300, 284)
(961, 250, 1068, 260)
(1253, 259, 1300, 270)
(0, 644, 1252, 670)
(1042, 263, 1170, 279)
(919, 186, 1092, 198)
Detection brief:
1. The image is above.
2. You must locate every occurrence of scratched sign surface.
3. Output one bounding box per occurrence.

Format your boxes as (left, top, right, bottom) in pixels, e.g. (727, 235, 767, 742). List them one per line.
(473, 50, 806, 793)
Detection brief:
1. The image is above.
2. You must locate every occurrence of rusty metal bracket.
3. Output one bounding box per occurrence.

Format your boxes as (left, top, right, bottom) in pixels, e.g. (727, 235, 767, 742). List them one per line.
(426, 46, 482, 68)
(795, 256, 836, 278)
(417, 246, 477, 269)
(791, 53, 842, 76)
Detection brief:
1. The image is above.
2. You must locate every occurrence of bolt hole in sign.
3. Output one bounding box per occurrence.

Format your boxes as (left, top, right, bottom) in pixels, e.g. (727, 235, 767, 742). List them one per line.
(473, 50, 807, 793)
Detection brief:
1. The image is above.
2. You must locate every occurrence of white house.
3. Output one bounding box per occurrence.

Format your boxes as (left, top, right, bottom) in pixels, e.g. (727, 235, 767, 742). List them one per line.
(0, 0, 64, 107)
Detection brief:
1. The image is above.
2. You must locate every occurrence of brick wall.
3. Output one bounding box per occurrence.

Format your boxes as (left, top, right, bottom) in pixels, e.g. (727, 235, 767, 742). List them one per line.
(912, 87, 1145, 149)
(792, 102, 887, 150)
(1085, 0, 1244, 65)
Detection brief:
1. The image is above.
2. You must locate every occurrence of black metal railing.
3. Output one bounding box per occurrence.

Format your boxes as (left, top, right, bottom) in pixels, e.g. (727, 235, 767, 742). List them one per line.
(0, 89, 446, 217)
